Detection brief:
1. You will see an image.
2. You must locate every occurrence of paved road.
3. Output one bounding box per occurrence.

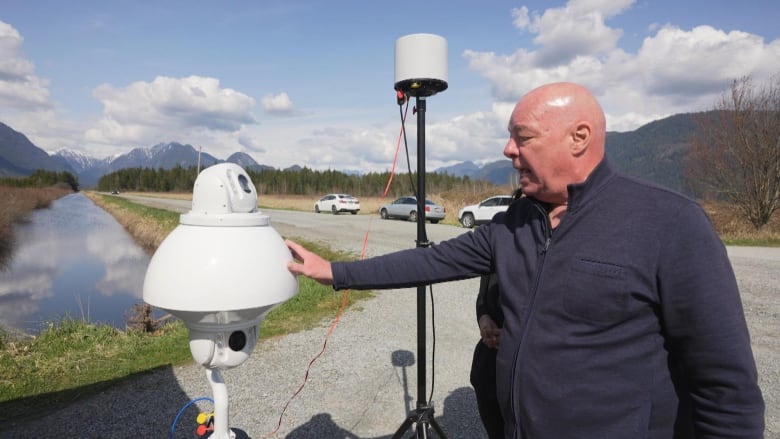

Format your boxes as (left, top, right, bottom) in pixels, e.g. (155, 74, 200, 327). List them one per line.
(5, 195, 776, 438)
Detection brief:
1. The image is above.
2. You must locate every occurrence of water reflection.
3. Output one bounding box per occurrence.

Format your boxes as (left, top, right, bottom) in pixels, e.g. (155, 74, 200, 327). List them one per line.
(0, 193, 150, 334)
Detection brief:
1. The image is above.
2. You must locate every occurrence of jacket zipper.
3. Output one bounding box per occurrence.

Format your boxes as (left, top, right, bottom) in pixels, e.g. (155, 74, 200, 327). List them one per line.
(510, 201, 553, 438)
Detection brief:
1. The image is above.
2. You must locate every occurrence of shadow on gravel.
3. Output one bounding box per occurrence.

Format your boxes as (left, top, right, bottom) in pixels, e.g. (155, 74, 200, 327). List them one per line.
(0, 364, 209, 438)
(1, 351, 486, 438)
(285, 387, 483, 439)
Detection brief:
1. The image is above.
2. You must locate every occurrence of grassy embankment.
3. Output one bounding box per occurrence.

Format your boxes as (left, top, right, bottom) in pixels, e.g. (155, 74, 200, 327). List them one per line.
(0, 190, 371, 422)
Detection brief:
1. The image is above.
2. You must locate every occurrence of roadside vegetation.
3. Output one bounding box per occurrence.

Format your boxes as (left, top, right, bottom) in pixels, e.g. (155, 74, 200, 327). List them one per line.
(254, 190, 780, 247)
(701, 201, 780, 246)
(687, 74, 780, 229)
(0, 184, 74, 269)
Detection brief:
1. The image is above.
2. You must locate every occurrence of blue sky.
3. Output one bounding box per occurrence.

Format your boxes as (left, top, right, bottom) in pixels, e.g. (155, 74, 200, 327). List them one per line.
(2, 0, 779, 173)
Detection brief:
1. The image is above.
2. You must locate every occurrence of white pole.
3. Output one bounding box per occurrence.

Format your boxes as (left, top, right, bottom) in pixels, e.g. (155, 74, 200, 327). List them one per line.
(206, 368, 235, 439)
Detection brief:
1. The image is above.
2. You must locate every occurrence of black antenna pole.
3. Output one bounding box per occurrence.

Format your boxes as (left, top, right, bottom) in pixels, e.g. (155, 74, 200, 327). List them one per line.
(392, 95, 447, 439)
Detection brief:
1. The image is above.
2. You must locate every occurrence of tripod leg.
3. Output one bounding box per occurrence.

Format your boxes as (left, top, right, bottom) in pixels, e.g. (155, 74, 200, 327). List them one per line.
(391, 417, 415, 439)
(392, 408, 447, 439)
(428, 417, 447, 438)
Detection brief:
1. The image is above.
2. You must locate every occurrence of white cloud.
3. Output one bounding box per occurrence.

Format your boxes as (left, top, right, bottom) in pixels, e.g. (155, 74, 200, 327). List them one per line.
(261, 92, 296, 115)
(426, 108, 508, 165)
(238, 129, 267, 153)
(635, 25, 780, 97)
(463, 0, 780, 133)
(512, 0, 632, 67)
(0, 21, 51, 111)
(86, 75, 256, 146)
(297, 125, 397, 170)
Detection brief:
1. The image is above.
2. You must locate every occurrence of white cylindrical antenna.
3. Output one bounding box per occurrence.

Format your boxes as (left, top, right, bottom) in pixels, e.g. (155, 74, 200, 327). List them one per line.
(394, 33, 448, 97)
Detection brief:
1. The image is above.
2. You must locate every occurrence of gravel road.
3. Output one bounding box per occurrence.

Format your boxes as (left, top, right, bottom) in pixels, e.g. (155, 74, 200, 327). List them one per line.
(3, 197, 777, 438)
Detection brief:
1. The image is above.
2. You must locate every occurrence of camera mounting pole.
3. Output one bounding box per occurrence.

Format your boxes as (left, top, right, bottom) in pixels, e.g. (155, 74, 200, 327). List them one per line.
(392, 33, 448, 439)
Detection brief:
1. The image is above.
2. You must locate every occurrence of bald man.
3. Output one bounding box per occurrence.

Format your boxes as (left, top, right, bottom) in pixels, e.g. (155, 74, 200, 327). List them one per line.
(287, 82, 764, 438)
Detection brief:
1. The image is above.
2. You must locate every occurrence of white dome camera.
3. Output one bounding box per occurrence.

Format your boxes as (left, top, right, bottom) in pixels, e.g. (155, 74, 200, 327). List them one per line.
(143, 163, 298, 438)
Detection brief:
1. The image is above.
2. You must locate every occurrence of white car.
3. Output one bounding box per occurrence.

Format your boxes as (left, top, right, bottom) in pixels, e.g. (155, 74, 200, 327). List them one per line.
(314, 193, 360, 214)
(458, 195, 514, 228)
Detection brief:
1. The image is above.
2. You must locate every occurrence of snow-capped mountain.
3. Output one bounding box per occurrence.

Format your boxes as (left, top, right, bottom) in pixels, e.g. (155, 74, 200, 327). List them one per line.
(50, 142, 266, 187)
(52, 149, 106, 173)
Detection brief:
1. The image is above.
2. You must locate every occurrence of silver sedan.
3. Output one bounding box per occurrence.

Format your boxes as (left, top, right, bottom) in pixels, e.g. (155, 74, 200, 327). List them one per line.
(379, 196, 445, 224)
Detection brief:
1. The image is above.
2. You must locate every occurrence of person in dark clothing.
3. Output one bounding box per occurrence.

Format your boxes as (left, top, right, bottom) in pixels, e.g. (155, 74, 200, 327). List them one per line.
(286, 82, 764, 438)
(470, 188, 520, 439)
(470, 273, 504, 439)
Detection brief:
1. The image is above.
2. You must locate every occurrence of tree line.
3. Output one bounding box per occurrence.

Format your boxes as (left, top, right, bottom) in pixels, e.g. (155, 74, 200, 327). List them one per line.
(0, 169, 78, 191)
(96, 164, 483, 199)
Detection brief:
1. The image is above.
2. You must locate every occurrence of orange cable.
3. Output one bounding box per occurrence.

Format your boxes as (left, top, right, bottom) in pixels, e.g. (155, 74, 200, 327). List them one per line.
(265, 100, 408, 436)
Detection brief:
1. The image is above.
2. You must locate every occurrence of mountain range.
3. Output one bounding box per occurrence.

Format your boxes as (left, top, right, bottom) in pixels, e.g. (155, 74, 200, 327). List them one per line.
(0, 113, 701, 193)
(0, 122, 274, 186)
(435, 112, 699, 194)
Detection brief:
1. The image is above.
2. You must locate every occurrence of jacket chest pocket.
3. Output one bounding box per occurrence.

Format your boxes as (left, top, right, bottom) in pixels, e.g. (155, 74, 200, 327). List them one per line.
(564, 259, 629, 323)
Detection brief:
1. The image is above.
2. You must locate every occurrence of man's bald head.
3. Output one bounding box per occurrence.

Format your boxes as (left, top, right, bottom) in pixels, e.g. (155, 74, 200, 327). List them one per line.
(503, 82, 607, 204)
(520, 82, 606, 155)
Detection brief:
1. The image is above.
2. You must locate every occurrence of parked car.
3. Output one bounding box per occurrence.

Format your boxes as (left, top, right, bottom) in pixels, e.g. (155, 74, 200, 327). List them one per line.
(314, 193, 360, 214)
(379, 196, 446, 224)
(458, 195, 514, 228)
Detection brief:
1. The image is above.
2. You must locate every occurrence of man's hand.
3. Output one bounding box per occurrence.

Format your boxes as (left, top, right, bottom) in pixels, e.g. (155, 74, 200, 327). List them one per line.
(478, 314, 501, 349)
(286, 239, 334, 285)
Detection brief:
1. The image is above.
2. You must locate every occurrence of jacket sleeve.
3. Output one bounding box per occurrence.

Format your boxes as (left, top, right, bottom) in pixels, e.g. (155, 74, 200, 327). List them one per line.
(657, 203, 764, 437)
(331, 226, 495, 291)
(475, 274, 491, 321)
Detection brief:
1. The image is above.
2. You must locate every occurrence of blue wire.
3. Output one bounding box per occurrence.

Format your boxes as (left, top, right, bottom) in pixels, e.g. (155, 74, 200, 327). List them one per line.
(169, 396, 214, 439)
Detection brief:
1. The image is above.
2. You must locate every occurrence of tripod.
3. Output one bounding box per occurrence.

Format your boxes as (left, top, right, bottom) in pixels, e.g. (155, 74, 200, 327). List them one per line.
(391, 96, 447, 439)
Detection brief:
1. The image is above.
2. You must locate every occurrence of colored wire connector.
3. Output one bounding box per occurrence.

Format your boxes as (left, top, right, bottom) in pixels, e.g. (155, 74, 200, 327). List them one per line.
(169, 397, 214, 439)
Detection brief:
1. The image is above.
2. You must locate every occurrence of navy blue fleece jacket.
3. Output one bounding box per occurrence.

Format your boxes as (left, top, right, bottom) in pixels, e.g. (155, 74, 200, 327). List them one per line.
(331, 159, 764, 438)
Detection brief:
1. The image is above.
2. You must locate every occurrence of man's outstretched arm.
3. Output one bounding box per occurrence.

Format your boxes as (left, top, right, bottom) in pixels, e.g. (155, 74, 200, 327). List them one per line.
(286, 239, 334, 285)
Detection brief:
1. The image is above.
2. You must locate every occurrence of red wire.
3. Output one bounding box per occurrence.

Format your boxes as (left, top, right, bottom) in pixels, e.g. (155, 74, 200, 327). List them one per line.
(265, 100, 409, 437)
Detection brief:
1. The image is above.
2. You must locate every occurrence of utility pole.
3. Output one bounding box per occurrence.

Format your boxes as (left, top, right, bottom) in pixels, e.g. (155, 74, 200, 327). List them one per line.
(197, 145, 202, 176)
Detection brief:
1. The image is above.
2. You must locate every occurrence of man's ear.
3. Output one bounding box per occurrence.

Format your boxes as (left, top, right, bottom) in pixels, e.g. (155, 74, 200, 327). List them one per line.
(570, 122, 591, 156)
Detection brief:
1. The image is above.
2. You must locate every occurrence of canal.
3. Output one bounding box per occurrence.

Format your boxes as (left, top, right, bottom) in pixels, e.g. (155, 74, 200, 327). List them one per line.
(0, 193, 150, 334)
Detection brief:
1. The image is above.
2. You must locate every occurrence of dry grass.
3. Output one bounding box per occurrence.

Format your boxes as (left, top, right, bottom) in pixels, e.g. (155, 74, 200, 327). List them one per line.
(121, 190, 779, 244)
(0, 186, 73, 268)
(700, 201, 780, 245)
(84, 192, 178, 252)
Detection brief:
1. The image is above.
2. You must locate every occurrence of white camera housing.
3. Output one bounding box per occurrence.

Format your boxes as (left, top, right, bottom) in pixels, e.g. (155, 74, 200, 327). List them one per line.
(143, 163, 298, 369)
(143, 163, 298, 438)
(394, 33, 448, 97)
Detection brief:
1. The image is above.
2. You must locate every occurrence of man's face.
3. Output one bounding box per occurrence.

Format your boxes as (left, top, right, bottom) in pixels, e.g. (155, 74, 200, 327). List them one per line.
(503, 101, 571, 204)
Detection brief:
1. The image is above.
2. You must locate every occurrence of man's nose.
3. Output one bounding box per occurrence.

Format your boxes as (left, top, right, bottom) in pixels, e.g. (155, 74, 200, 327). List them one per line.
(503, 138, 517, 158)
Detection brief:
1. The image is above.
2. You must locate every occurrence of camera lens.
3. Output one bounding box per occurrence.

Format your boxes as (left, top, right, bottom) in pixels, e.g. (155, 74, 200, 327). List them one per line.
(228, 330, 247, 351)
(237, 174, 252, 193)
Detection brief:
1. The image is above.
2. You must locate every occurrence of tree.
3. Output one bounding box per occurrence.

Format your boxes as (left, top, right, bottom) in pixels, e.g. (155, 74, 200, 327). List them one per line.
(686, 75, 780, 229)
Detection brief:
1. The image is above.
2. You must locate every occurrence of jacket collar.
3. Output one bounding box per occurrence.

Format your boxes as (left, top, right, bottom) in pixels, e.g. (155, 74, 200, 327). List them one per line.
(565, 157, 615, 214)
